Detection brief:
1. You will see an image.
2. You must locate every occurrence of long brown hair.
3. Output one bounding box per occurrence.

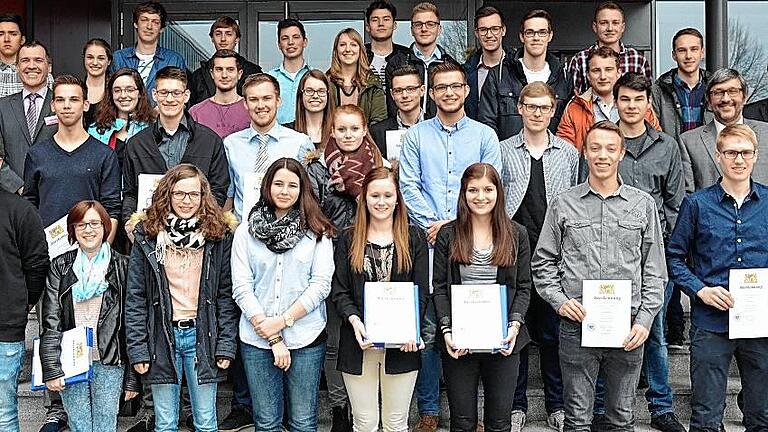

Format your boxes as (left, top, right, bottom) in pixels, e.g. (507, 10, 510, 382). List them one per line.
(451, 163, 517, 267)
(94, 68, 155, 132)
(349, 167, 411, 273)
(293, 69, 336, 151)
(259, 158, 335, 238)
(327, 28, 373, 89)
(144, 164, 227, 240)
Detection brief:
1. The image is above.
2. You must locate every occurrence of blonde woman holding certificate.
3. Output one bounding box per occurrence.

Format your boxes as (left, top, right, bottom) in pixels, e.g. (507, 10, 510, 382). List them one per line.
(331, 167, 429, 432)
(432, 162, 531, 432)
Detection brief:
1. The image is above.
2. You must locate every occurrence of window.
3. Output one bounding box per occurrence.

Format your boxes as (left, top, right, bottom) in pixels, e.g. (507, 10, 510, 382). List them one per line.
(259, 20, 364, 71)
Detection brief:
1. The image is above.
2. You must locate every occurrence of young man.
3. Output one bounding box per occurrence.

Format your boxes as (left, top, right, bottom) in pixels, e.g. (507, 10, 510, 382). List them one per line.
(0, 41, 57, 195)
(0, 149, 50, 432)
(365, 1, 409, 93)
(557, 46, 658, 151)
(189, 16, 262, 106)
(384, 1, 460, 120)
(462, 5, 508, 120)
(23, 75, 121, 232)
(189, 49, 251, 139)
(567, 1, 652, 95)
(399, 62, 500, 432)
(223, 73, 314, 221)
(0, 14, 53, 98)
(110, 1, 187, 96)
(532, 120, 666, 432)
(267, 19, 310, 125)
(477, 9, 572, 140)
(370, 64, 425, 159)
(500, 81, 578, 432)
(668, 124, 768, 432)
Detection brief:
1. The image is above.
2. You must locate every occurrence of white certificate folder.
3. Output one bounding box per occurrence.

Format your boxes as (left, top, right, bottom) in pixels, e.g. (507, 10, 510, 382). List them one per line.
(31, 326, 94, 391)
(728, 268, 768, 339)
(451, 284, 508, 352)
(364, 282, 422, 348)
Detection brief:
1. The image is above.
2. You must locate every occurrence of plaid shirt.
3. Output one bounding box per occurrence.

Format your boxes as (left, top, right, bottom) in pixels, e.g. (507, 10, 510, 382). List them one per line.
(673, 72, 707, 132)
(0, 62, 54, 98)
(568, 41, 652, 95)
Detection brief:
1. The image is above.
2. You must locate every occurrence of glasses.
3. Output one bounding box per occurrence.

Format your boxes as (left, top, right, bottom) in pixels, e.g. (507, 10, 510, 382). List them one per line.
(391, 86, 421, 96)
(476, 26, 503, 36)
(171, 190, 203, 201)
(302, 88, 328, 97)
(520, 103, 554, 114)
(432, 83, 465, 94)
(522, 29, 550, 39)
(709, 88, 742, 99)
(411, 21, 439, 30)
(720, 150, 756, 160)
(113, 87, 138, 95)
(155, 89, 186, 99)
(74, 221, 103, 231)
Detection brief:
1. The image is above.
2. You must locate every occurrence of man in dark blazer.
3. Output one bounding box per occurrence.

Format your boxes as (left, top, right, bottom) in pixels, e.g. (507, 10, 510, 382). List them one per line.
(0, 41, 57, 194)
(681, 68, 768, 192)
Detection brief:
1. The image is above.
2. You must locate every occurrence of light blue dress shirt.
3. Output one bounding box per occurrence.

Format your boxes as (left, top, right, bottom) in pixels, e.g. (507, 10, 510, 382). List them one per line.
(231, 223, 334, 350)
(398, 115, 502, 229)
(224, 123, 315, 220)
(267, 63, 311, 125)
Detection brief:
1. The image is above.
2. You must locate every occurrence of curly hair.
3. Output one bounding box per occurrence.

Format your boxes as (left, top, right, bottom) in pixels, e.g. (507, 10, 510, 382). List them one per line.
(94, 68, 155, 133)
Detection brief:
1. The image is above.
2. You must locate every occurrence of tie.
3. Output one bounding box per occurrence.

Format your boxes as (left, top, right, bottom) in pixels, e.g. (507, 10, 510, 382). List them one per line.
(26, 93, 40, 138)
(253, 134, 270, 173)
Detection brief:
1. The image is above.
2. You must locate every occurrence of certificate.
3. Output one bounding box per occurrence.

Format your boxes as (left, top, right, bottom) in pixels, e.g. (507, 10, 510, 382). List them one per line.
(385, 130, 407, 160)
(32, 326, 93, 391)
(451, 284, 508, 351)
(581, 280, 632, 347)
(241, 172, 266, 220)
(44, 215, 77, 259)
(137, 174, 164, 212)
(729, 268, 768, 339)
(364, 282, 421, 347)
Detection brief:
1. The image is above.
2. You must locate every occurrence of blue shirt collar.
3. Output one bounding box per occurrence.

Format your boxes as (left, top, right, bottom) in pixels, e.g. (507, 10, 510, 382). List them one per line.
(276, 62, 309, 79)
(432, 114, 469, 133)
(412, 44, 441, 64)
(715, 179, 760, 202)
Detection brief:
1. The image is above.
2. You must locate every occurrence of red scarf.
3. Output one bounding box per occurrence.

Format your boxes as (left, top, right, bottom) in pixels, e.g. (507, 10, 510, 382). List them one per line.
(324, 136, 378, 198)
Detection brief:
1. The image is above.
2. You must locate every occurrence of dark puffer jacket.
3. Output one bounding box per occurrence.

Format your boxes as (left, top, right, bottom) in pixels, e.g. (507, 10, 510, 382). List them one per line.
(305, 153, 357, 234)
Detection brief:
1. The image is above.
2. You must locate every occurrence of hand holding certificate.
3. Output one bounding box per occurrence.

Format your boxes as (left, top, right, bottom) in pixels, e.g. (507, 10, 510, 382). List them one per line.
(32, 326, 94, 391)
(728, 268, 768, 339)
(451, 284, 508, 352)
(364, 282, 421, 348)
(581, 280, 632, 348)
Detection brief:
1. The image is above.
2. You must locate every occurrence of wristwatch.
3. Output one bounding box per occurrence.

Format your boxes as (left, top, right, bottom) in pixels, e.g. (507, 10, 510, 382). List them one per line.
(283, 313, 295, 328)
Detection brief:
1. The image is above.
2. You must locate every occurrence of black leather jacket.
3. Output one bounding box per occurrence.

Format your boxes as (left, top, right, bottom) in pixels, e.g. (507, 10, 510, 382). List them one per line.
(40, 249, 140, 392)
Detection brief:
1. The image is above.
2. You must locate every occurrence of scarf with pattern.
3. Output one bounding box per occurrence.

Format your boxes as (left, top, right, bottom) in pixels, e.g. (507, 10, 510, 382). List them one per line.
(72, 242, 112, 303)
(324, 136, 378, 198)
(248, 202, 305, 254)
(155, 214, 206, 270)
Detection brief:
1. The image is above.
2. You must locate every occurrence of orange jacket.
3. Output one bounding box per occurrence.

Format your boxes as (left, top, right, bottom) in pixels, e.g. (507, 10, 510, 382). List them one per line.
(556, 88, 660, 152)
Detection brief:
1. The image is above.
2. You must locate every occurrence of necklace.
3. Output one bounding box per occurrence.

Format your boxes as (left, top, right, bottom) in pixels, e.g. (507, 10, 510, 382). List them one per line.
(366, 242, 393, 282)
(340, 84, 357, 97)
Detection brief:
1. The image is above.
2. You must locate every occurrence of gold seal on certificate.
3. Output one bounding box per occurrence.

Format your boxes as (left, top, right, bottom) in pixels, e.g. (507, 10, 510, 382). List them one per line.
(32, 326, 94, 391)
(581, 280, 632, 347)
(728, 269, 768, 339)
(137, 173, 164, 212)
(451, 284, 508, 352)
(364, 282, 421, 347)
(44, 215, 78, 259)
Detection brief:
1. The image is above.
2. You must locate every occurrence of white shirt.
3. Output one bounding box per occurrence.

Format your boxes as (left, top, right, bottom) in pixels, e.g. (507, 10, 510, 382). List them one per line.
(136, 52, 155, 84)
(520, 59, 551, 84)
(714, 116, 744, 135)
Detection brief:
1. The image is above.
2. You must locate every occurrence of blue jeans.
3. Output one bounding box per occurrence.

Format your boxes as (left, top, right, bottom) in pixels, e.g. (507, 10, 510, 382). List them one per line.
(230, 342, 252, 412)
(689, 326, 768, 432)
(415, 302, 442, 417)
(241, 341, 325, 432)
(152, 328, 218, 432)
(60, 362, 124, 432)
(0, 341, 24, 432)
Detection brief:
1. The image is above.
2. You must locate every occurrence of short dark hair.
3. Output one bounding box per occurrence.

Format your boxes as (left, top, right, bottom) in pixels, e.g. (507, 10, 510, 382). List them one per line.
(243, 73, 280, 96)
(672, 27, 704, 50)
(473, 5, 504, 29)
(586, 120, 625, 149)
(520, 9, 552, 32)
(428, 62, 465, 87)
(133, 1, 168, 29)
(67, 200, 113, 245)
(587, 45, 620, 69)
(277, 18, 306, 40)
(366, 1, 397, 22)
(155, 66, 188, 88)
(0, 14, 25, 36)
(209, 16, 241, 38)
(53, 74, 88, 100)
(209, 49, 242, 71)
(18, 40, 51, 63)
(594, 1, 624, 22)
(82, 38, 113, 64)
(613, 72, 651, 100)
(390, 64, 422, 85)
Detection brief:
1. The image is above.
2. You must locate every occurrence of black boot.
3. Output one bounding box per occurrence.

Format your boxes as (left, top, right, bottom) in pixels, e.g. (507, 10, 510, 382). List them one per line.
(331, 405, 351, 432)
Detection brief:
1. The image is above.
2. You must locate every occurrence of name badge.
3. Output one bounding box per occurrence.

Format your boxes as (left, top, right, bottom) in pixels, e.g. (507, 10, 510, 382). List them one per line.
(44, 115, 59, 126)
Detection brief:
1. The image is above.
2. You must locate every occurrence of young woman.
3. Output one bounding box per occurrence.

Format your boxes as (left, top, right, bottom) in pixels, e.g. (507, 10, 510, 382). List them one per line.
(82, 38, 112, 125)
(231, 157, 335, 431)
(432, 163, 532, 432)
(327, 28, 387, 126)
(331, 167, 429, 431)
(41, 200, 139, 432)
(125, 164, 238, 432)
(290, 69, 336, 151)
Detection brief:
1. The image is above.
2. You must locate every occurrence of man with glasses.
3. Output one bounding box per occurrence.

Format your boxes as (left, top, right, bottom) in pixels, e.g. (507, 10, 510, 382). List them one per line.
(399, 62, 500, 432)
(477, 9, 572, 140)
(680, 68, 768, 193)
(384, 1, 459, 120)
(370, 65, 425, 159)
(667, 124, 768, 432)
(365, 1, 409, 95)
(462, 5, 508, 120)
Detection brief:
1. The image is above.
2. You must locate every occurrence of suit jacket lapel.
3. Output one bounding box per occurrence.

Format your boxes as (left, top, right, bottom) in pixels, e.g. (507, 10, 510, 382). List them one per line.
(9, 93, 33, 144)
(700, 122, 721, 176)
(32, 91, 53, 141)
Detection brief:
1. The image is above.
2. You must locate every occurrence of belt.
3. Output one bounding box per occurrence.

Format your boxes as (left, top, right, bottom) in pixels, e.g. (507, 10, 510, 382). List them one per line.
(172, 319, 196, 329)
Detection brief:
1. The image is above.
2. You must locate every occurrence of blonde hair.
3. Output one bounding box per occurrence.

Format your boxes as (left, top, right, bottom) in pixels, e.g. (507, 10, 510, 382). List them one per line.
(327, 28, 372, 89)
(412, 1, 440, 20)
(717, 124, 758, 151)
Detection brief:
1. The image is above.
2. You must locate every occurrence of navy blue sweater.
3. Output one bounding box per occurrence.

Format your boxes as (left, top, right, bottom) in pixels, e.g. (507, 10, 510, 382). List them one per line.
(23, 136, 122, 226)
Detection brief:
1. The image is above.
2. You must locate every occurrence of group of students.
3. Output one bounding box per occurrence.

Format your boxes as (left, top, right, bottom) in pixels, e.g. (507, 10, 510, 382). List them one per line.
(0, 1, 768, 432)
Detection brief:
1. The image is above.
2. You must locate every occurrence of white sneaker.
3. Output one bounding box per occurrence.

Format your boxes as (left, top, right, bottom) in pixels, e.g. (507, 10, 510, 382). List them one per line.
(510, 410, 526, 432)
(547, 410, 565, 432)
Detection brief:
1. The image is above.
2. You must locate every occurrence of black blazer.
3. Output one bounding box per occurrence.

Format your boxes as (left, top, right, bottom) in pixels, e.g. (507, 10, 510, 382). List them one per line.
(331, 225, 429, 375)
(432, 221, 531, 353)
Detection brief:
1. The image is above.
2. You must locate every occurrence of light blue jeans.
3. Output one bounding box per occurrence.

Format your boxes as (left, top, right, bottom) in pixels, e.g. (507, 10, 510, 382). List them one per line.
(0, 341, 25, 432)
(60, 362, 124, 432)
(152, 328, 218, 432)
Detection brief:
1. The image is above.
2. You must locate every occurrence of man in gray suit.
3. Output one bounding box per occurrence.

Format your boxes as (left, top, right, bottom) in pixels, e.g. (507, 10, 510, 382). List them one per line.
(0, 40, 57, 194)
(680, 68, 768, 192)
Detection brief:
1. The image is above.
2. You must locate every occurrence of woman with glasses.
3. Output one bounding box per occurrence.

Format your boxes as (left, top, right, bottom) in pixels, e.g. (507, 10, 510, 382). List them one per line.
(41, 200, 140, 432)
(288, 69, 337, 151)
(327, 28, 387, 126)
(82, 39, 112, 126)
(125, 164, 239, 432)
